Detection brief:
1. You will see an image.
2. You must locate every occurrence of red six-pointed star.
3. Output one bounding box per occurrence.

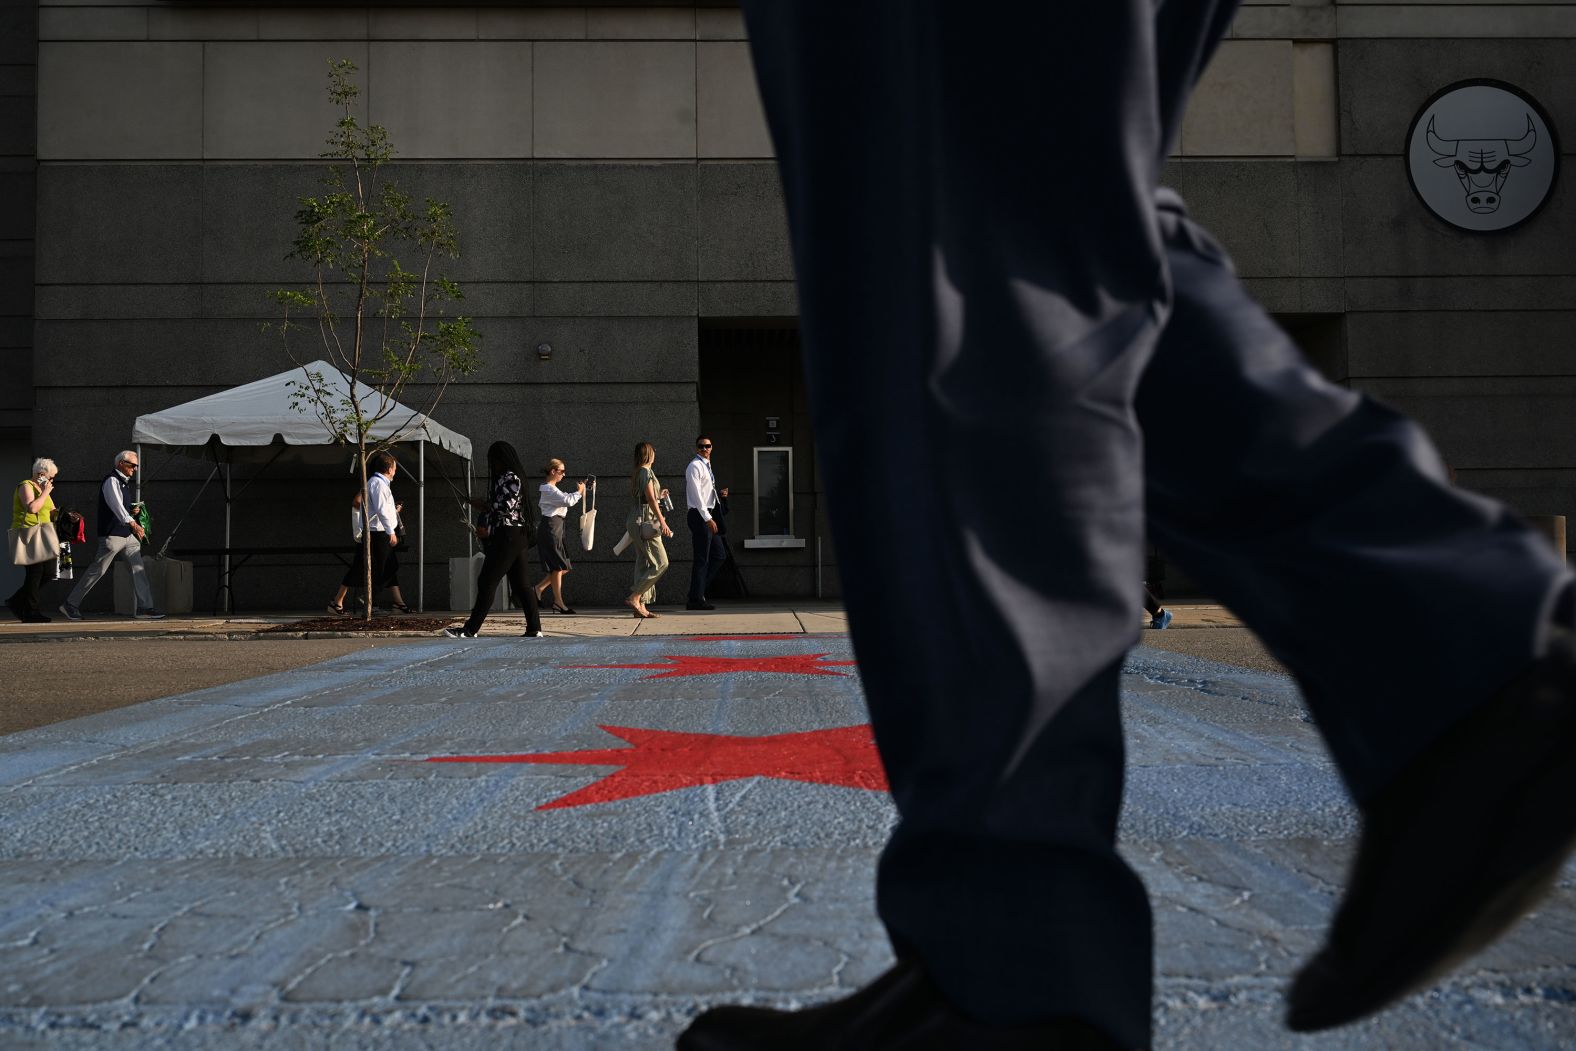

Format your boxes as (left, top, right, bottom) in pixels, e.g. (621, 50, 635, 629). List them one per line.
(426, 724, 888, 810)
(565, 653, 856, 679)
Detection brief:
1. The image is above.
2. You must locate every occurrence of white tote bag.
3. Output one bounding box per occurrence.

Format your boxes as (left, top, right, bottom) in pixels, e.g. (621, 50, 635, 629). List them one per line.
(578, 478, 598, 552)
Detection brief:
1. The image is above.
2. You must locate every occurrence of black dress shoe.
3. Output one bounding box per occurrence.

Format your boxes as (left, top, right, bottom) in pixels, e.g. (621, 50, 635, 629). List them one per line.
(678, 960, 1122, 1051)
(1286, 627, 1576, 1032)
(686, 601, 715, 611)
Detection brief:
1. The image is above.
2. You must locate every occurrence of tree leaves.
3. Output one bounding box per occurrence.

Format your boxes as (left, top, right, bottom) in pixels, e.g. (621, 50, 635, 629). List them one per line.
(266, 59, 484, 620)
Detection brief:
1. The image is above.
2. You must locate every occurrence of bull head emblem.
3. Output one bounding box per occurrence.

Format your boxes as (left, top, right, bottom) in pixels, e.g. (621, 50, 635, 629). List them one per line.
(1427, 115, 1537, 214)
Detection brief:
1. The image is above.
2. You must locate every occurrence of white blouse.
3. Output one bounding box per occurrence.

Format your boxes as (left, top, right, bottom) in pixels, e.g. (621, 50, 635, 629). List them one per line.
(538, 482, 583, 518)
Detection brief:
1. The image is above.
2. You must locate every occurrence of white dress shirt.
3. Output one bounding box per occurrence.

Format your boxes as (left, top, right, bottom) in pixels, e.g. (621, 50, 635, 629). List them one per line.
(538, 483, 583, 518)
(366, 473, 399, 534)
(685, 456, 718, 523)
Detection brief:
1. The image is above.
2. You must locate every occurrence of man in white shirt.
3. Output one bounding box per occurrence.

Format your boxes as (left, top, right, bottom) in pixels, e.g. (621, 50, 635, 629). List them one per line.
(60, 450, 163, 620)
(362, 452, 401, 608)
(684, 435, 729, 610)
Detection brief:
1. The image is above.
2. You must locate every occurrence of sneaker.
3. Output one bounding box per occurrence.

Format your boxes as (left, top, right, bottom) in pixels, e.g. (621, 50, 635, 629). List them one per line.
(1150, 608, 1173, 630)
(522, 630, 547, 639)
(134, 608, 167, 620)
(59, 603, 83, 621)
(442, 626, 476, 639)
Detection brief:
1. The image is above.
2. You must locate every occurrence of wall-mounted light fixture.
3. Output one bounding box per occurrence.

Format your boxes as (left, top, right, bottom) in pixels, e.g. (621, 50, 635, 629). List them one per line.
(536, 342, 553, 361)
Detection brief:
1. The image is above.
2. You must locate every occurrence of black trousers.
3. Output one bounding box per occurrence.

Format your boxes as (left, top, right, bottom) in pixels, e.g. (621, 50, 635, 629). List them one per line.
(686, 508, 727, 604)
(462, 526, 542, 636)
(342, 541, 400, 590)
(741, 2, 1571, 1045)
(7, 559, 51, 615)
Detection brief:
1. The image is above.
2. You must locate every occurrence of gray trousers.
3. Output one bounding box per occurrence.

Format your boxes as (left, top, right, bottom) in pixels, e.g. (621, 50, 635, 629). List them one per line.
(67, 535, 152, 611)
(741, 1, 1572, 1045)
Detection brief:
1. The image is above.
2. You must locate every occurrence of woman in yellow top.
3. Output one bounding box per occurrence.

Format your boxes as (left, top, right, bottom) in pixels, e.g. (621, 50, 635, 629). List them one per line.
(8, 457, 60, 622)
(623, 442, 674, 619)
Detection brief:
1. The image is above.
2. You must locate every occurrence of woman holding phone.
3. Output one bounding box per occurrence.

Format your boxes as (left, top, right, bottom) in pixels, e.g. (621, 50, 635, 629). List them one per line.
(7, 458, 62, 622)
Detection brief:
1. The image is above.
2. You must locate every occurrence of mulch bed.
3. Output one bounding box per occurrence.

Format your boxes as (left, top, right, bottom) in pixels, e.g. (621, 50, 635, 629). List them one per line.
(261, 614, 458, 633)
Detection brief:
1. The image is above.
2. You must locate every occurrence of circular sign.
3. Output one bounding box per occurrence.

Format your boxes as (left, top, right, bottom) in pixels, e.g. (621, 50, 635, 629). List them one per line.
(1405, 80, 1560, 233)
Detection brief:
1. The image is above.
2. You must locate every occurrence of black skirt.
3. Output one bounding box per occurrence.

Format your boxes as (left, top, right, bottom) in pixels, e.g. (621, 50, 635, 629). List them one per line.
(538, 514, 573, 572)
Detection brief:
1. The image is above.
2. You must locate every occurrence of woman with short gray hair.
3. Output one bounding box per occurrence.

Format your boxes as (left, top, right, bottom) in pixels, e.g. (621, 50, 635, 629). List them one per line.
(7, 458, 61, 622)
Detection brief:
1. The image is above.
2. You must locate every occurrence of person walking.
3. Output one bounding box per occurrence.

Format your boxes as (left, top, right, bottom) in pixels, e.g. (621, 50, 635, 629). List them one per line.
(444, 440, 544, 640)
(359, 452, 402, 611)
(678, 3, 1576, 1049)
(327, 490, 411, 616)
(533, 458, 584, 614)
(59, 450, 164, 621)
(1143, 583, 1172, 630)
(7, 458, 64, 623)
(624, 442, 674, 619)
(683, 436, 729, 611)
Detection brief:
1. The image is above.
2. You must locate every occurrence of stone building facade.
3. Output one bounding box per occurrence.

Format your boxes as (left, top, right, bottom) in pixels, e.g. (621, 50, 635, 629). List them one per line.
(3, 1, 1574, 610)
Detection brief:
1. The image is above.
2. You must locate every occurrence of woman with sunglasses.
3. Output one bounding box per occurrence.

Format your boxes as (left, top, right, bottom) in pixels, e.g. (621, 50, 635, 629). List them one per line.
(533, 457, 585, 614)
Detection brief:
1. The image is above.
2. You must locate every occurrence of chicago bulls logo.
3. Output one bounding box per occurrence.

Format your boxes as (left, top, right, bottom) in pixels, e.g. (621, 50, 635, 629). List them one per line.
(1406, 81, 1559, 233)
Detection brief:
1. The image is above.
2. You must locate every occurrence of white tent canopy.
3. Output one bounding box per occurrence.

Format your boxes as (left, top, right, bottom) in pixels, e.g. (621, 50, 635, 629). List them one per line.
(131, 362, 475, 612)
(132, 360, 472, 463)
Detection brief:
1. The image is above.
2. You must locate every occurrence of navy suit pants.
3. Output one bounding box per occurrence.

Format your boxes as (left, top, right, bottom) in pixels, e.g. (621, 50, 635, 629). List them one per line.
(741, 1, 1572, 1046)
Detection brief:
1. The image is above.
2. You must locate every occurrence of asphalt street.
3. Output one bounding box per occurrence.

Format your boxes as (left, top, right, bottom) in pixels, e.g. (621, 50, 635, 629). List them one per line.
(0, 632, 1571, 1049)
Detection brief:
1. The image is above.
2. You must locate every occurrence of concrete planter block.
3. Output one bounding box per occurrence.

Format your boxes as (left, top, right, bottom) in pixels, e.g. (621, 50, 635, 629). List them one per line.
(449, 554, 507, 612)
(113, 556, 193, 615)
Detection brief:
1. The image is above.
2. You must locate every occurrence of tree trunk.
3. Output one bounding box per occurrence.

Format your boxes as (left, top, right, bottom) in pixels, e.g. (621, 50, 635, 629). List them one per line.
(359, 450, 373, 623)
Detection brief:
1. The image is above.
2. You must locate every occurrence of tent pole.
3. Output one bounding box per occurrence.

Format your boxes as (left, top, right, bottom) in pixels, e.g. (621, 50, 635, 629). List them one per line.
(223, 463, 232, 615)
(418, 440, 426, 613)
(134, 444, 142, 505)
(466, 463, 473, 562)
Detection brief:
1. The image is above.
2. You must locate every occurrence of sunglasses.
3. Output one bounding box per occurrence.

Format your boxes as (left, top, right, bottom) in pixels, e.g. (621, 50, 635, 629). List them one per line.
(697, 443, 713, 449)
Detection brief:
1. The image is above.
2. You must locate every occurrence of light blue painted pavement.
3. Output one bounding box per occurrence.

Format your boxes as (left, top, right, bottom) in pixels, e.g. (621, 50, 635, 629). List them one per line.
(0, 635, 1570, 1049)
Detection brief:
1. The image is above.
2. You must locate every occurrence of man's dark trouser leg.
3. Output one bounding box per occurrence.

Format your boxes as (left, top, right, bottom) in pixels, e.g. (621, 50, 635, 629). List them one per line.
(742, 3, 1190, 1045)
(741, 0, 1575, 1043)
(686, 508, 716, 604)
(367, 532, 394, 604)
(1138, 205, 1571, 801)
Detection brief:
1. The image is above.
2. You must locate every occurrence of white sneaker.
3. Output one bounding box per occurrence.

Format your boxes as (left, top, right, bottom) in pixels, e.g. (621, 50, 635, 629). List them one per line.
(522, 631, 547, 639)
(442, 626, 476, 639)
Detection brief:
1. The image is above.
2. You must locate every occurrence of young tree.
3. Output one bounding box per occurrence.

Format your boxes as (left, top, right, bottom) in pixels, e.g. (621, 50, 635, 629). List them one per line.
(271, 59, 480, 620)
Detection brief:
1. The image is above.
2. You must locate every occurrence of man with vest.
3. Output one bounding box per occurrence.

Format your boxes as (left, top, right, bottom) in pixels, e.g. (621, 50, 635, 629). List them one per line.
(58, 450, 164, 621)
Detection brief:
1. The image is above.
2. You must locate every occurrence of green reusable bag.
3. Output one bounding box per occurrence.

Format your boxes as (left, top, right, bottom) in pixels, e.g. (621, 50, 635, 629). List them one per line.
(134, 501, 152, 544)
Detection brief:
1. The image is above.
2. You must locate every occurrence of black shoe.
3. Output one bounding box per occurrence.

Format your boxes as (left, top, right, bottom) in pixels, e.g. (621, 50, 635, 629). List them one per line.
(442, 626, 476, 639)
(4, 595, 23, 621)
(550, 604, 576, 615)
(1286, 628, 1576, 1032)
(678, 959, 1120, 1051)
(22, 611, 51, 623)
(686, 601, 715, 611)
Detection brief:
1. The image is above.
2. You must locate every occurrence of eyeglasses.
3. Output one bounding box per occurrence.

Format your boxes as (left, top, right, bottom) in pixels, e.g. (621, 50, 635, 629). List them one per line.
(120, 460, 139, 468)
(697, 443, 713, 449)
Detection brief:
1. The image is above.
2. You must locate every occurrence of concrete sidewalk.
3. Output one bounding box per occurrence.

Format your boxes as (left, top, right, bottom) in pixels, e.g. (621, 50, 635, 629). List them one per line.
(0, 622, 1570, 1049)
(0, 601, 1243, 643)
